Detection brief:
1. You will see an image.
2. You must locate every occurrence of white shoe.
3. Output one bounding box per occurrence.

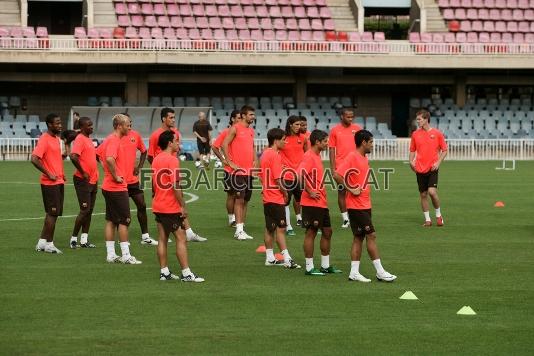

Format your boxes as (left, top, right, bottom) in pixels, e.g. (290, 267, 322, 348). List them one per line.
(187, 234, 207, 242)
(234, 231, 253, 240)
(120, 255, 142, 264)
(141, 237, 159, 246)
(35, 241, 46, 252)
(341, 220, 350, 228)
(181, 272, 205, 282)
(106, 254, 121, 263)
(44, 244, 63, 254)
(376, 271, 397, 282)
(348, 273, 371, 283)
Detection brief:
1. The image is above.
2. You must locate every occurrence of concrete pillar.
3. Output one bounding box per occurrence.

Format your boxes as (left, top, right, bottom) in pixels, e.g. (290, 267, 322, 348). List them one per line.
(125, 71, 148, 106)
(294, 70, 307, 106)
(455, 76, 467, 108)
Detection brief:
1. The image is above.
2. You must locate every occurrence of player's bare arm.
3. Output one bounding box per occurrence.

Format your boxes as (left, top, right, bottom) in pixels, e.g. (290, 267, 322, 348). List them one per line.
(328, 147, 336, 172)
(31, 155, 56, 181)
(134, 151, 147, 177)
(221, 126, 239, 170)
(69, 153, 89, 180)
(105, 156, 123, 183)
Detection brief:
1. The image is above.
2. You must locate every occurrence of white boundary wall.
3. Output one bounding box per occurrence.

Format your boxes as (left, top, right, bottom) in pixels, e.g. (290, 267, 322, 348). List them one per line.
(2, 138, 533, 161)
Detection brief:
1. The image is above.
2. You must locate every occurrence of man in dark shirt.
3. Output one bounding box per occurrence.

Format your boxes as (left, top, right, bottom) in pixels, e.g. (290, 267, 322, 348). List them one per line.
(193, 111, 213, 169)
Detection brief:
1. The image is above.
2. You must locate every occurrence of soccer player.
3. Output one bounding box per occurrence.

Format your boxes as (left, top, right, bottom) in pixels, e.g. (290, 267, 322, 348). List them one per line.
(32, 113, 65, 254)
(280, 115, 307, 236)
(409, 109, 448, 227)
(152, 130, 204, 282)
(211, 110, 240, 227)
(328, 108, 362, 228)
(334, 130, 397, 282)
(193, 111, 213, 169)
(221, 105, 258, 241)
(98, 114, 141, 264)
(298, 129, 342, 276)
(121, 113, 158, 246)
(148, 107, 207, 242)
(260, 128, 301, 269)
(69, 117, 98, 249)
(299, 116, 311, 149)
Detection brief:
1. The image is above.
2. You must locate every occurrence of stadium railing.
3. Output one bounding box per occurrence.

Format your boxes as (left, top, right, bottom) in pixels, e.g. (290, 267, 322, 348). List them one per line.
(2, 137, 533, 161)
(1, 38, 534, 55)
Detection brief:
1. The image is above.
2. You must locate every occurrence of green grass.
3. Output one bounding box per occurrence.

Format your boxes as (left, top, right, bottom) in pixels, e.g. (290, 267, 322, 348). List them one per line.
(1, 160, 533, 355)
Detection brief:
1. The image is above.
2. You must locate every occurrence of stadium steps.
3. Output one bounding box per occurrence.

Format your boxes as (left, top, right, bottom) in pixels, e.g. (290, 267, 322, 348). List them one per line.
(0, 0, 21, 27)
(92, 0, 117, 28)
(424, 1, 448, 32)
(326, 0, 358, 32)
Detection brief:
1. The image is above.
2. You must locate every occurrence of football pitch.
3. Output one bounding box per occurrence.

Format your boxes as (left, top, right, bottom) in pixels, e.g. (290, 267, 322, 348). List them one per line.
(1, 160, 533, 355)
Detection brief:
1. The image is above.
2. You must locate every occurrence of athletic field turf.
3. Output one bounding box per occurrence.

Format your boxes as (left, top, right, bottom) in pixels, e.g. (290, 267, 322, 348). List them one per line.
(1, 160, 533, 355)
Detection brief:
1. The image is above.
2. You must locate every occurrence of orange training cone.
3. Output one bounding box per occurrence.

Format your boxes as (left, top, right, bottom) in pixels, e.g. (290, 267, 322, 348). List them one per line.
(275, 253, 284, 261)
(494, 201, 505, 208)
(255, 245, 266, 253)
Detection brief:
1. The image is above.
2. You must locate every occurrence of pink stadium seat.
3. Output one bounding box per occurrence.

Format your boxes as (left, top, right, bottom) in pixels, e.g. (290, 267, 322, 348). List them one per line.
(256, 6, 269, 17)
(408, 32, 420, 42)
(276, 30, 288, 40)
(144, 16, 157, 27)
(455, 32, 467, 42)
(531, 21, 534, 32)
(154, 4, 166, 16)
(507, 21, 518, 32)
(241, 0, 253, 5)
(128, 3, 140, 15)
(323, 19, 335, 31)
(506, 0, 517, 7)
(36, 27, 48, 37)
(239, 29, 251, 40)
(484, 0, 495, 6)
(348, 32, 360, 42)
(374, 32, 385, 41)
(286, 18, 298, 30)
(260, 18, 272, 29)
(273, 18, 285, 30)
(176, 28, 188, 39)
(443, 9, 455, 20)
(449, 0, 460, 6)
(461, 0, 472, 6)
(205, 5, 217, 16)
(295, 7, 307, 18)
(472, 20, 483, 31)
(444, 32, 456, 42)
(217, 5, 229, 16)
(489, 9, 500, 21)
(455, 9, 466, 20)
(235, 18, 247, 30)
(243, 6, 255, 17)
(299, 18, 311, 30)
(141, 3, 154, 15)
(312, 30, 324, 41)
(311, 18, 323, 30)
(495, 0, 506, 8)
(467, 9, 478, 20)
(525, 33, 534, 42)
(192, 5, 204, 16)
(180, 5, 192, 16)
(281, 6, 293, 18)
(270, 6, 282, 17)
(213, 29, 225, 39)
(495, 21, 506, 32)
(158, 16, 171, 28)
(288, 30, 300, 41)
(151, 27, 164, 39)
(501, 9, 512, 21)
(460, 20, 471, 32)
(138, 27, 151, 39)
(163, 27, 176, 39)
(479, 32, 490, 42)
(189, 28, 201, 39)
(483, 21, 495, 32)
(231, 5, 243, 17)
(201, 28, 213, 40)
(167, 4, 179, 16)
(303, 0, 315, 5)
(197, 17, 209, 29)
(307, 7, 320, 18)
(248, 17, 260, 29)
(131, 15, 144, 27)
(263, 29, 276, 40)
(420, 32, 432, 42)
(226, 29, 238, 40)
(208, 17, 222, 28)
(517, 0, 529, 7)
(170, 16, 183, 28)
(291, 0, 303, 5)
(502, 32, 513, 42)
(250, 29, 262, 40)
(319, 7, 331, 19)
(222, 17, 234, 29)
(466, 32, 478, 42)
(361, 31, 374, 41)
(513, 33, 524, 42)
(512, 9, 524, 21)
(116, 3, 128, 15)
(438, 0, 449, 6)
(87, 28, 100, 38)
(478, 9, 489, 20)
(118, 15, 130, 27)
(300, 30, 312, 41)
(74, 27, 86, 38)
(183, 16, 196, 28)
(432, 33, 444, 42)
(214, 0, 226, 4)
(125, 27, 138, 39)
(524, 9, 534, 21)
(518, 21, 529, 32)
(472, 0, 484, 7)
(490, 32, 501, 42)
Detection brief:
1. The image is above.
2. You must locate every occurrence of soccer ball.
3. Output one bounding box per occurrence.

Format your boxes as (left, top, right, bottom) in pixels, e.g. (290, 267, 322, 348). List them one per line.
(194, 160, 202, 168)
(214, 160, 223, 168)
(179, 154, 186, 161)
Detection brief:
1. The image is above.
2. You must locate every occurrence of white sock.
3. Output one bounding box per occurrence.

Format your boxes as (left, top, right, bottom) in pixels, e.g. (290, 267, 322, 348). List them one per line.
(281, 249, 291, 263)
(119, 241, 130, 258)
(321, 255, 330, 269)
(266, 248, 275, 262)
(70, 236, 77, 243)
(141, 233, 150, 240)
(80, 233, 88, 244)
(372, 259, 385, 274)
(182, 267, 191, 276)
(38, 238, 47, 246)
(236, 223, 244, 233)
(435, 208, 441, 218)
(106, 241, 115, 256)
(228, 214, 235, 223)
(185, 228, 195, 239)
(305, 258, 314, 272)
(296, 213, 302, 221)
(161, 266, 170, 275)
(341, 212, 349, 221)
(423, 211, 431, 221)
(285, 206, 292, 228)
(350, 261, 360, 275)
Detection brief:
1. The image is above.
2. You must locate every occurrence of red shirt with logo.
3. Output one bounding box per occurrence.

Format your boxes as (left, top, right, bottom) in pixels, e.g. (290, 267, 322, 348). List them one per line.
(328, 123, 362, 167)
(336, 151, 371, 210)
(298, 149, 328, 208)
(32, 132, 65, 185)
(97, 133, 128, 192)
(71, 134, 99, 184)
(148, 127, 180, 160)
(410, 127, 447, 173)
(228, 123, 255, 176)
(280, 134, 306, 181)
(151, 151, 182, 214)
(122, 129, 147, 184)
(260, 148, 285, 205)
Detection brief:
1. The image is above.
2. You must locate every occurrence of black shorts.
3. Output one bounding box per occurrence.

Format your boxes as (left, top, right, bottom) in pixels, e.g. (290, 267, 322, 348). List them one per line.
(282, 179, 302, 204)
(348, 209, 375, 237)
(102, 190, 131, 226)
(301, 206, 331, 230)
(73, 176, 97, 211)
(263, 203, 287, 232)
(230, 174, 253, 202)
(197, 141, 211, 155)
(416, 170, 439, 193)
(41, 184, 64, 216)
(154, 212, 185, 236)
(127, 182, 144, 197)
(223, 171, 233, 193)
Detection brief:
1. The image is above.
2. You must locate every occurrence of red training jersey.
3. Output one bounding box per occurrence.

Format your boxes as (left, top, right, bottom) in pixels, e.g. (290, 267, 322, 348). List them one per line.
(97, 133, 128, 192)
(122, 130, 147, 184)
(228, 123, 255, 176)
(32, 132, 65, 185)
(409, 127, 448, 174)
(71, 134, 99, 184)
(298, 149, 328, 208)
(148, 127, 180, 160)
(280, 134, 306, 181)
(328, 123, 362, 167)
(260, 148, 285, 205)
(213, 128, 232, 173)
(152, 151, 182, 214)
(336, 151, 371, 210)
